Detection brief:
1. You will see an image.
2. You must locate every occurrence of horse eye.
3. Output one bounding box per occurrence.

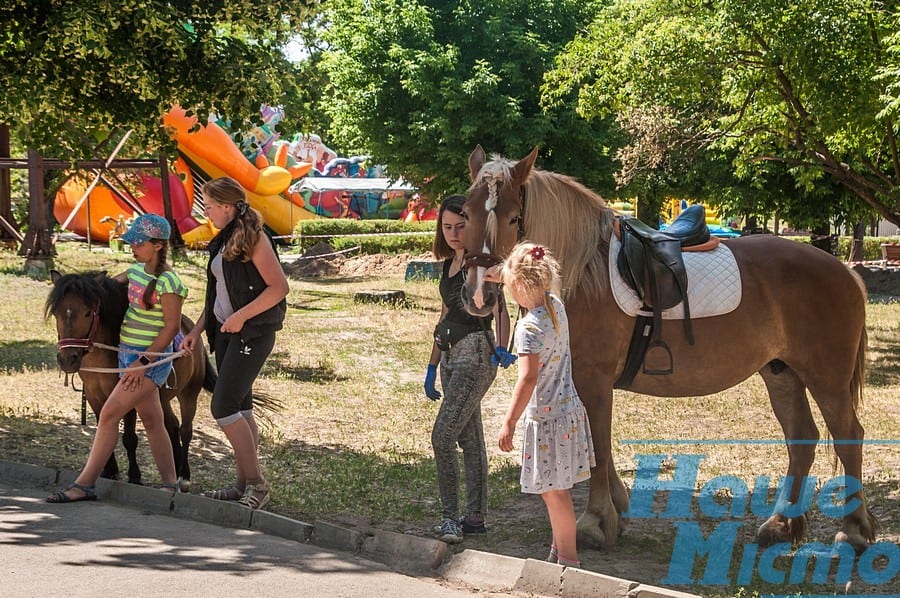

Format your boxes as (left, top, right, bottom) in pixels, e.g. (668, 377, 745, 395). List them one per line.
(509, 216, 519, 226)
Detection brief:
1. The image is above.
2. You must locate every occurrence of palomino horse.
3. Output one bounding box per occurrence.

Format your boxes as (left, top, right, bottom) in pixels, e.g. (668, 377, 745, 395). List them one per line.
(460, 145, 876, 552)
(46, 270, 215, 489)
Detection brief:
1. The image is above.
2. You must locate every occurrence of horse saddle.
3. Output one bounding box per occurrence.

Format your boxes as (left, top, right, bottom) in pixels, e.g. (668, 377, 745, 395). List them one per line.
(614, 205, 710, 382)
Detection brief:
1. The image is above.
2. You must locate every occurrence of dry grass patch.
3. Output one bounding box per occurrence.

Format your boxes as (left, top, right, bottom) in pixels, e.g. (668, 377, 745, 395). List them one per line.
(1, 243, 897, 597)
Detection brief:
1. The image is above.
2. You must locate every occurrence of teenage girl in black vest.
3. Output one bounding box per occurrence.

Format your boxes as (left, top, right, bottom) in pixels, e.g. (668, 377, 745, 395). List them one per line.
(183, 177, 289, 510)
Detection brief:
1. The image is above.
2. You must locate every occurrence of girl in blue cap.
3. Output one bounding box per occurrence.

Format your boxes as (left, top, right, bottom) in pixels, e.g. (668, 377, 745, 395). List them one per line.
(48, 213, 186, 502)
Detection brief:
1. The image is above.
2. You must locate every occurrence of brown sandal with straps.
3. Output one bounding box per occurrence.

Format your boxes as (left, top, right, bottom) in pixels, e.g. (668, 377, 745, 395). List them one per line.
(203, 485, 244, 501)
(238, 482, 270, 510)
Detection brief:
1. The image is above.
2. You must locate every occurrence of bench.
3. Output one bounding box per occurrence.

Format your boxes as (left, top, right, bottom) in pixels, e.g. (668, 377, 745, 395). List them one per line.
(882, 243, 900, 265)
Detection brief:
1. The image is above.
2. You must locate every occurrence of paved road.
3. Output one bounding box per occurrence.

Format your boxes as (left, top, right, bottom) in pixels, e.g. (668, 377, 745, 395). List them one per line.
(0, 481, 489, 598)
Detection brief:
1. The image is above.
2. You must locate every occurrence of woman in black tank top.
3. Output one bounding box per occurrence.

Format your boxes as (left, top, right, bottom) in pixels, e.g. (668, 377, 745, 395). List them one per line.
(424, 195, 515, 544)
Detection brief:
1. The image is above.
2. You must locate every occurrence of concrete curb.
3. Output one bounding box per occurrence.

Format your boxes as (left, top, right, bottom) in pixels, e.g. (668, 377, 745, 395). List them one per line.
(3, 460, 700, 598)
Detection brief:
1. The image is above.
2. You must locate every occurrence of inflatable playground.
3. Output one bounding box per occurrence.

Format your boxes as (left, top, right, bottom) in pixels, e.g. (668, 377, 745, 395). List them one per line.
(662, 199, 741, 238)
(54, 105, 426, 246)
(608, 198, 740, 238)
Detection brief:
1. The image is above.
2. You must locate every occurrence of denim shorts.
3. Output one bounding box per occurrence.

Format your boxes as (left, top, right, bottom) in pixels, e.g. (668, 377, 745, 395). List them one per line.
(118, 343, 174, 388)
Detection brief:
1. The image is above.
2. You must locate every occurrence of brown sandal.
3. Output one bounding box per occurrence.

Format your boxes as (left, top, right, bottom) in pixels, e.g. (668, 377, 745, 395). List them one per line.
(238, 482, 270, 510)
(47, 482, 97, 503)
(203, 485, 244, 501)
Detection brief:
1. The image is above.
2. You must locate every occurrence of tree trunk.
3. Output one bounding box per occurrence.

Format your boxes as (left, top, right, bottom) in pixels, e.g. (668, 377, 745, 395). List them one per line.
(636, 181, 663, 229)
(809, 221, 834, 255)
(848, 218, 866, 262)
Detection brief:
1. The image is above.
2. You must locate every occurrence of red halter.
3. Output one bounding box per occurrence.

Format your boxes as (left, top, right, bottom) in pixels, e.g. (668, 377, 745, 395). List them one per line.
(56, 302, 101, 352)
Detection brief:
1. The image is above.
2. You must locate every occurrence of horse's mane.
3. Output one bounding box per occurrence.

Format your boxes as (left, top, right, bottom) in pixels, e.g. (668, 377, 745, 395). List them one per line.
(500, 162, 616, 302)
(45, 271, 129, 332)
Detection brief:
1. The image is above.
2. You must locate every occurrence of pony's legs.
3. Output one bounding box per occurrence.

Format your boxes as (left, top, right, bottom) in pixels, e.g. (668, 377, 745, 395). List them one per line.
(122, 408, 141, 485)
(91, 406, 122, 481)
(134, 387, 177, 487)
(70, 383, 154, 497)
(806, 382, 876, 552)
(160, 399, 183, 483)
(576, 389, 621, 548)
(756, 365, 818, 546)
(177, 394, 198, 490)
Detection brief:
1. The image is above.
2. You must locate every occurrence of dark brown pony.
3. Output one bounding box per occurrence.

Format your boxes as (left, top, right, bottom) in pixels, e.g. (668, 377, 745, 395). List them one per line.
(46, 270, 215, 489)
(460, 145, 876, 552)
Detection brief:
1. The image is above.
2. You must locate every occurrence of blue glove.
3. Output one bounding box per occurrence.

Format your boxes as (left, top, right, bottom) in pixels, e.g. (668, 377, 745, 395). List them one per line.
(424, 364, 441, 400)
(492, 347, 517, 369)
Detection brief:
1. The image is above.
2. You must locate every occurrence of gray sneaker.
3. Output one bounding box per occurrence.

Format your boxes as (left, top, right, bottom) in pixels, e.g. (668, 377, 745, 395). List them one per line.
(433, 518, 463, 543)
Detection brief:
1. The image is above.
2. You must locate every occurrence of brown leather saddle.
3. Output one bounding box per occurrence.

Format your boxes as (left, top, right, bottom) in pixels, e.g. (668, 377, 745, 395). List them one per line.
(614, 205, 711, 388)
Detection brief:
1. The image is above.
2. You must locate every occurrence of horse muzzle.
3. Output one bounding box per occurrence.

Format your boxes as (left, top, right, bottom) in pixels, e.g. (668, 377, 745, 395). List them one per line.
(56, 348, 85, 374)
(462, 278, 500, 317)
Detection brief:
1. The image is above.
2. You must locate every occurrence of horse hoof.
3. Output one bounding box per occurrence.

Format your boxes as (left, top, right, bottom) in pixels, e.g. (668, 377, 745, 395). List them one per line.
(577, 526, 608, 549)
(835, 530, 869, 555)
(755, 517, 791, 547)
(178, 479, 192, 493)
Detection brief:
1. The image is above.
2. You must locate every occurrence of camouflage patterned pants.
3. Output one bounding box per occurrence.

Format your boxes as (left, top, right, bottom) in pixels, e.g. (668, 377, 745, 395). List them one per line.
(432, 330, 498, 520)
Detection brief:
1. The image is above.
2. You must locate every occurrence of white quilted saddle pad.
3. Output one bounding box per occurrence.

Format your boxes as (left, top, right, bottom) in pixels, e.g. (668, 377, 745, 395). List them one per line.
(609, 235, 742, 319)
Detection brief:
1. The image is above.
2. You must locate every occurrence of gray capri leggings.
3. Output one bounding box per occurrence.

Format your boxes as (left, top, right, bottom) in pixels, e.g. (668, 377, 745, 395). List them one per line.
(211, 329, 276, 425)
(432, 330, 497, 520)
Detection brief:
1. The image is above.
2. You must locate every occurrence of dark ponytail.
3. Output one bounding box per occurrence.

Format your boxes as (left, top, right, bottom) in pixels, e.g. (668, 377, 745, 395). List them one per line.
(142, 240, 168, 308)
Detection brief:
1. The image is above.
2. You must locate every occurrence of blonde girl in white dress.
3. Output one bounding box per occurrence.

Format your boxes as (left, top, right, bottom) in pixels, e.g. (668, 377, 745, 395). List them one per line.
(488, 242, 595, 568)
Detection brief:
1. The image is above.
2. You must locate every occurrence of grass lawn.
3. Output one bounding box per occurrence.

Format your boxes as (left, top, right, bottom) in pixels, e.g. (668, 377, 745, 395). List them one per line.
(1, 241, 897, 597)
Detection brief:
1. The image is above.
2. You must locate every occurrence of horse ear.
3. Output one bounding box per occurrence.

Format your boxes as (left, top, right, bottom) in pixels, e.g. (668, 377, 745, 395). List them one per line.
(50, 269, 62, 284)
(512, 147, 539, 184)
(92, 271, 108, 284)
(468, 144, 486, 181)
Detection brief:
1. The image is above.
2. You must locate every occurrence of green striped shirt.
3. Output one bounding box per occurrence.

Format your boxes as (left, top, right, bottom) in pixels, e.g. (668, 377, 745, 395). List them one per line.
(120, 264, 188, 348)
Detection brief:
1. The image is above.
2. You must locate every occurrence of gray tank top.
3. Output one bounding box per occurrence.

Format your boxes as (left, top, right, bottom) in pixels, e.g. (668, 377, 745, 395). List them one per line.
(211, 251, 235, 324)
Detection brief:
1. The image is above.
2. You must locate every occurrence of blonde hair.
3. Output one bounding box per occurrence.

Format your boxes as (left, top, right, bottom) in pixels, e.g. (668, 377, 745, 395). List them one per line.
(202, 177, 263, 262)
(501, 242, 562, 331)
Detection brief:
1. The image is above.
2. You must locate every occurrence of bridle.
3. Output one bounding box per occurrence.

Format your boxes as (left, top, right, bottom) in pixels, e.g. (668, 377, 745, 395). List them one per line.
(56, 301, 101, 353)
(462, 183, 527, 270)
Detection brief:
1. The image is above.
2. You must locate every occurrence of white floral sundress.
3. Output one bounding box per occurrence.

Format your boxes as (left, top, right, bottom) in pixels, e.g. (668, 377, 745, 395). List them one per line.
(514, 294, 595, 494)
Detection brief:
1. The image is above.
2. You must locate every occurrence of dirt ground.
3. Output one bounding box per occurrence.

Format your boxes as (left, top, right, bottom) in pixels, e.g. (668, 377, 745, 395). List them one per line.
(283, 242, 429, 278)
(852, 264, 900, 298)
(286, 244, 900, 300)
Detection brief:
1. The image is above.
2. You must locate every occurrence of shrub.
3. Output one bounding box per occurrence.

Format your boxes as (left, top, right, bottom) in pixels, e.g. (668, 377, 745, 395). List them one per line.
(293, 219, 436, 254)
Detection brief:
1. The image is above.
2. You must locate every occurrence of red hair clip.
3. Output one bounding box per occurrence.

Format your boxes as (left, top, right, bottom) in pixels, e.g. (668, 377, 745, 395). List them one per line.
(529, 245, 545, 260)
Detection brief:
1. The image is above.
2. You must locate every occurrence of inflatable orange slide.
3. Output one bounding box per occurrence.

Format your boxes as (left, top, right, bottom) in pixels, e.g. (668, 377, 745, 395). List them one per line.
(163, 107, 316, 236)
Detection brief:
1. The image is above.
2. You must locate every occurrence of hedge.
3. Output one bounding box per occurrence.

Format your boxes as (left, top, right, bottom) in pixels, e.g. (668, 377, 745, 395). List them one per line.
(292, 219, 436, 254)
(788, 236, 899, 261)
(289, 218, 897, 259)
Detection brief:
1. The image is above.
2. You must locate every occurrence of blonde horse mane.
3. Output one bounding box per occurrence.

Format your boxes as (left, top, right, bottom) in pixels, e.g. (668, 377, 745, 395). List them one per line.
(471, 156, 616, 301)
(512, 164, 615, 301)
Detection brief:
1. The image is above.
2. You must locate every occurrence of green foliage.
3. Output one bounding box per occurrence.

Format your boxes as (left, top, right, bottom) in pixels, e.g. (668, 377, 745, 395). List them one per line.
(317, 0, 617, 199)
(294, 218, 435, 253)
(0, 0, 317, 158)
(544, 0, 900, 228)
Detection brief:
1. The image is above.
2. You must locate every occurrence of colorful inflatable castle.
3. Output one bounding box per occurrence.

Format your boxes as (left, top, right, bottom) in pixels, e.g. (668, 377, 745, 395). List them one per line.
(54, 104, 428, 244)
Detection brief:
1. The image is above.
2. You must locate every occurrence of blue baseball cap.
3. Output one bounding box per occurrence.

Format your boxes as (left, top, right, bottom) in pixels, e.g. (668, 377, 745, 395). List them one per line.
(121, 214, 171, 244)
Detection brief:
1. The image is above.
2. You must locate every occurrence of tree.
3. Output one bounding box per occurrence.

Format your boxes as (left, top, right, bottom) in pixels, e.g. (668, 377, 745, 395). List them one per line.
(317, 0, 617, 199)
(544, 0, 900, 228)
(0, 0, 317, 158)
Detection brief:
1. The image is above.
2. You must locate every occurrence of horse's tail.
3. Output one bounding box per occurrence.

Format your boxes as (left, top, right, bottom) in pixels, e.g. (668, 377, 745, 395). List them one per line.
(253, 391, 284, 414)
(203, 353, 217, 394)
(851, 326, 867, 412)
(850, 269, 867, 412)
(252, 390, 285, 429)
